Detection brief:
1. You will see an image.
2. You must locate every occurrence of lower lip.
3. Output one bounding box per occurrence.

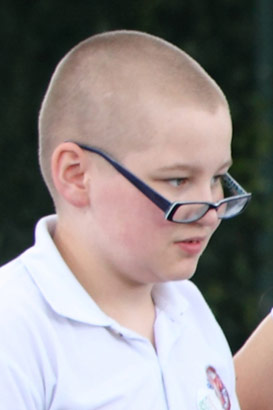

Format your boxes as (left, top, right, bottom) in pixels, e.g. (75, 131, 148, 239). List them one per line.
(176, 240, 203, 255)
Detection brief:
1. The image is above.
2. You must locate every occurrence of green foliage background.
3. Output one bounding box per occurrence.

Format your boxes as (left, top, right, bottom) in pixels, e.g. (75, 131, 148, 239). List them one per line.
(1, 0, 272, 353)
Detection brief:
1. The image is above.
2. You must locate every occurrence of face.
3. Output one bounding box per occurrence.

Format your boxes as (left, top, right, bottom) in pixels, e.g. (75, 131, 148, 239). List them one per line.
(86, 103, 232, 287)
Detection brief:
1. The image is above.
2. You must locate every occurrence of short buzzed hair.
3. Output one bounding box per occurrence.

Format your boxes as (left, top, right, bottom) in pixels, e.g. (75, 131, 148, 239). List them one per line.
(39, 30, 228, 198)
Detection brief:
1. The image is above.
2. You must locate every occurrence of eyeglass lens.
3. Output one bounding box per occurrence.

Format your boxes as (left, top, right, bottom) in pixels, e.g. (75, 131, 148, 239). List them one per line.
(171, 176, 249, 223)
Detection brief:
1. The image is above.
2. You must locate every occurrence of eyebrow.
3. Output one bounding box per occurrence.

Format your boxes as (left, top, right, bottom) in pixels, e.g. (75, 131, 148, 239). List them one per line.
(155, 159, 233, 174)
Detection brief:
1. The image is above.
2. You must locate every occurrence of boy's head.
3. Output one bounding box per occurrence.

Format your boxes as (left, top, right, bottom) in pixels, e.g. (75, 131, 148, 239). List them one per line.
(38, 30, 233, 282)
(39, 30, 229, 200)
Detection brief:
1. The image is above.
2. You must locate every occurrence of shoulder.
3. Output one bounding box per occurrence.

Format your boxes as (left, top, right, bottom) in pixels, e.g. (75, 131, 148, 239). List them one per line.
(0, 252, 43, 312)
(0, 254, 56, 409)
(0, 250, 60, 369)
(0, 255, 36, 314)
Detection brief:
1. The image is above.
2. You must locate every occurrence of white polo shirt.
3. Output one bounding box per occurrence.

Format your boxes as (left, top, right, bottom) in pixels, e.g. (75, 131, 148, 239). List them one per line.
(0, 215, 240, 410)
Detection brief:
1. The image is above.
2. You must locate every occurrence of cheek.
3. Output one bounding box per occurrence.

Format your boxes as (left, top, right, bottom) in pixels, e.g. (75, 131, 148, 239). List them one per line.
(120, 206, 166, 251)
(93, 179, 167, 249)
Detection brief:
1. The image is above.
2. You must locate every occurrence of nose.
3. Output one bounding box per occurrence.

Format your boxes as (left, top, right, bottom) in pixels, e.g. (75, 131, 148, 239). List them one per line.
(197, 206, 220, 228)
(188, 182, 221, 227)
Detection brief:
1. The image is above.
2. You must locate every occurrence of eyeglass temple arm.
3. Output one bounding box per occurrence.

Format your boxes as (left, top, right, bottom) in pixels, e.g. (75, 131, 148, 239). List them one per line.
(222, 173, 248, 195)
(74, 142, 172, 212)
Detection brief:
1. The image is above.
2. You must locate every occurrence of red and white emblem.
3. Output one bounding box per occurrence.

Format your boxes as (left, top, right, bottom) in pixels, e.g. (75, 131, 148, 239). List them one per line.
(206, 366, 231, 410)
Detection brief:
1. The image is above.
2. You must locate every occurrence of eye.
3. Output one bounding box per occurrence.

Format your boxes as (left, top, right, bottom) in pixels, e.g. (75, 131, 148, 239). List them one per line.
(168, 178, 187, 187)
(211, 175, 224, 186)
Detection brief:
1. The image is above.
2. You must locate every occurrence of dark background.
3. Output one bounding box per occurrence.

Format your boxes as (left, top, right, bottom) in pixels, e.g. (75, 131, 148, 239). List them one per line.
(1, 0, 272, 353)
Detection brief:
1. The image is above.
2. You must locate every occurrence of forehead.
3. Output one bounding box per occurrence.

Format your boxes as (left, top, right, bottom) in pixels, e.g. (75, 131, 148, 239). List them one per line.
(123, 104, 232, 173)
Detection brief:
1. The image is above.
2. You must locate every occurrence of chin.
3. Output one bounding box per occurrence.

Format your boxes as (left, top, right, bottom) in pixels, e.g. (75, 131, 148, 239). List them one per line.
(169, 260, 199, 282)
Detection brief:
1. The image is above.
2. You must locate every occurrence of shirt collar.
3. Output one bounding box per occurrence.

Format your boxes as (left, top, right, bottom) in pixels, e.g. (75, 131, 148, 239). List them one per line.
(152, 281, 189, 323)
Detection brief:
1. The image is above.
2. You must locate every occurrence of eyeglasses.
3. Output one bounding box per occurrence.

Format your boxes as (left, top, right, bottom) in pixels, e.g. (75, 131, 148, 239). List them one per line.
(72, 142, 252, 223)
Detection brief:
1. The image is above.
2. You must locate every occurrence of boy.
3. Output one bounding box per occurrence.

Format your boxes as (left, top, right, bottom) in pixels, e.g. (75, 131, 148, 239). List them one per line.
(0, 30, 250, 409)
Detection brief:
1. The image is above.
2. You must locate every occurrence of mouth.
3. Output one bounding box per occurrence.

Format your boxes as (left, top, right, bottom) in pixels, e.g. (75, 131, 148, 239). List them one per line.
(175, 237, 206, 255)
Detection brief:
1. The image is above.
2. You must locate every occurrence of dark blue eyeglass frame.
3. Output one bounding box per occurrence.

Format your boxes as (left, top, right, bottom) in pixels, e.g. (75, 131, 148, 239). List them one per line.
(71, 141, 252, 223)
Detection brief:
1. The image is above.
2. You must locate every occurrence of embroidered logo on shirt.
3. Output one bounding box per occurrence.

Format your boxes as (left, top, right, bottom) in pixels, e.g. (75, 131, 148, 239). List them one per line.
(197, 366, 231, 410)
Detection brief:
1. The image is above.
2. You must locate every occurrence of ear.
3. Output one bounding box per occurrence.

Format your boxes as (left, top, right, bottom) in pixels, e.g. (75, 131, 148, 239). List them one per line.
(51, 142, 90, 207)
